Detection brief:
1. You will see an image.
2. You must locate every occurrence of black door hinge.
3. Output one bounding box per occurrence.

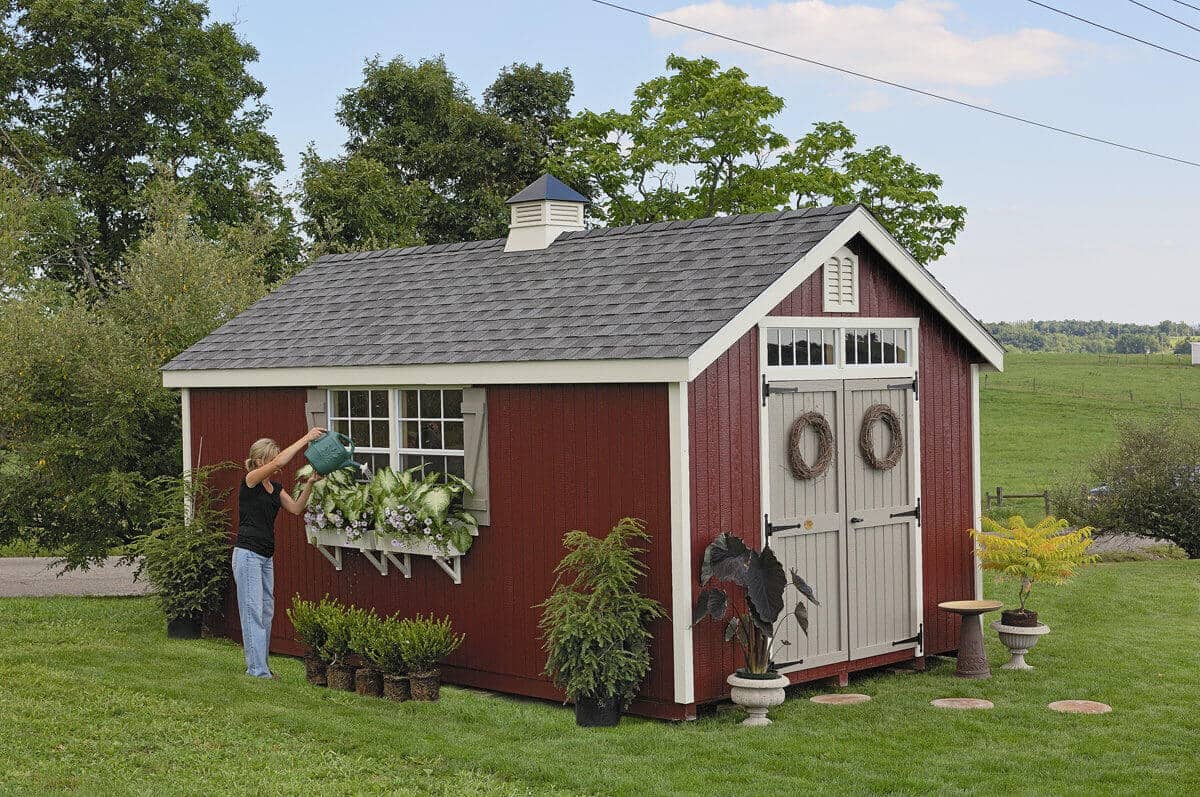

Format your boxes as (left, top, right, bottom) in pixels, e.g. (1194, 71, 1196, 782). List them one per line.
(764, 514, 805, 538)
(762, 374, 800, 406)
(889, 497, 921, 525)
(892, 623, 923, 648)
(772, 657, 804, 669)
(887, 371, 918, 400)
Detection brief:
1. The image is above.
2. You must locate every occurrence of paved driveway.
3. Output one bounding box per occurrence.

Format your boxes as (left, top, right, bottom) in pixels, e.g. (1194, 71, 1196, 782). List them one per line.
(0, 557, 150, 597)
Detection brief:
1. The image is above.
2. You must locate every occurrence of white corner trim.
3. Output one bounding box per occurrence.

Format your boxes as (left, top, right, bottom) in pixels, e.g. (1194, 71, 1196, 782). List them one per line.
(971, 364, 983, 600)
(162, 358, 690, 389)
(668, 381, 695, 705)
(686, 207, 1005, 380)
(181, 387, 194, 521)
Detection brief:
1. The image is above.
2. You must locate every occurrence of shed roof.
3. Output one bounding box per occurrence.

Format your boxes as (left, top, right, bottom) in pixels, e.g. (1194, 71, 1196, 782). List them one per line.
(163, 205, 862, 372)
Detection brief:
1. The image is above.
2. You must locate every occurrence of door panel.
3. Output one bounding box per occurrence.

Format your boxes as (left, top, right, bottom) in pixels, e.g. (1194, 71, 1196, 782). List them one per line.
(765, 381, 847, 670)
(842, 378, 921, 659)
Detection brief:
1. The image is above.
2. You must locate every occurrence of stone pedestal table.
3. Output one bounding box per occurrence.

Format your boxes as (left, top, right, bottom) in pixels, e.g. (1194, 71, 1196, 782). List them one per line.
(938, 600, 1003, 679)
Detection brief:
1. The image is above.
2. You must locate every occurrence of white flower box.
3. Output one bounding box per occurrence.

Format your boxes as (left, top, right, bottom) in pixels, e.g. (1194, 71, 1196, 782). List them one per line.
(305, 525, 476, 584)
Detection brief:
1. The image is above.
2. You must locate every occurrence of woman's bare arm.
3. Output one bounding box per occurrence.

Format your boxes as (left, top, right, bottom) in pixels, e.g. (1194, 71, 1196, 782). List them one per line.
(280, 474, 321, 516)
(246, 428, 325, 488)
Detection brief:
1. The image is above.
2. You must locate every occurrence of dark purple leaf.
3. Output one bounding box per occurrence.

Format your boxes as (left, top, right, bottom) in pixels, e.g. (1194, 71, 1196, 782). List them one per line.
(700, 532, 750, 585)
(724, 616, 739, 642)
(790, 568, 820, 606)
(794, 600, 810, 636)
(691, 588, 728, 627)
(745, 547, 786, 626)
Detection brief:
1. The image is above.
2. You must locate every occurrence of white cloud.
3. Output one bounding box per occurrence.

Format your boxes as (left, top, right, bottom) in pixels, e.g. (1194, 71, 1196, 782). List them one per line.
(848, 89, 893, 112)
(651, 0, 1079, 89)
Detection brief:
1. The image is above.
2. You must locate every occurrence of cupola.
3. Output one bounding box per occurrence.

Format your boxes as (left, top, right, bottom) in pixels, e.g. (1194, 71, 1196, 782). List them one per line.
(503, 174, 589, 252)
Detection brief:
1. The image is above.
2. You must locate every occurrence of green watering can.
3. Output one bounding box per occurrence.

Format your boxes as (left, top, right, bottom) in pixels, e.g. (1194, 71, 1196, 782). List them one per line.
(305, 431, 357, 475)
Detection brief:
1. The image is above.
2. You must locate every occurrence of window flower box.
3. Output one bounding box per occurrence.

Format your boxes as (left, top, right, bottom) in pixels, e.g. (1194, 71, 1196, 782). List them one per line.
(305, 523, 479, 584)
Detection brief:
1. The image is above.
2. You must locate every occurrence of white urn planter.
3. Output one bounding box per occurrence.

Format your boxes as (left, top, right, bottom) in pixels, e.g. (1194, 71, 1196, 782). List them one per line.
(727, 672, 790, 726)
(991, 621, 1051, 670)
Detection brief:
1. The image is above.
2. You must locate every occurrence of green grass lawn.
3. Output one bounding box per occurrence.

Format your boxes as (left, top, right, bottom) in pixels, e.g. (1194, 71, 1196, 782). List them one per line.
(3, 561, 1198, 796)
(980, 352, 1200, 520)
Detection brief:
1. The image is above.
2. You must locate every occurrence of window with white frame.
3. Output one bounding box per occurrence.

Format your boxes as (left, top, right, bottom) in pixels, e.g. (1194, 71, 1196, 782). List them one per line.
(844, 327, 910, 366)
(765, 327, 837, 367)
(398, 389, 465, 481)
(764, 321, 914, 369)
(326, 388, 466, 482)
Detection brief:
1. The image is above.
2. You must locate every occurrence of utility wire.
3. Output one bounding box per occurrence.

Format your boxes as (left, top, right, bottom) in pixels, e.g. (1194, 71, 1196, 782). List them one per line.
(1166, 0, 1200, 13)
(1023, 0, 1200, 64)
(587, 0, 1200, 169)
(1126, 0, 1200, 33)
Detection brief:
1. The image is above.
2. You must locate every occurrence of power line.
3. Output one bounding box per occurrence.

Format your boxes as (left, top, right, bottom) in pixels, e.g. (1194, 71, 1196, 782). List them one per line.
(587, 0, 1200, 169)
(1126, 0, 1200, 33)
(1166, 0, 1200, 13)
(1024, 0, 1200, 64)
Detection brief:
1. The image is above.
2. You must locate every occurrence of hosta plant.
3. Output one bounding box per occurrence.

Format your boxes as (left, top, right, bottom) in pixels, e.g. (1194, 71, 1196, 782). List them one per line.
(970, 515, 1097, 620)
(691, 532, 819, 676)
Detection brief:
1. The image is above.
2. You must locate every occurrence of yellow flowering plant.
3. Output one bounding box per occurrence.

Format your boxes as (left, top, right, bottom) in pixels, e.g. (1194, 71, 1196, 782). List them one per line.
(969, 515, 1098, 615)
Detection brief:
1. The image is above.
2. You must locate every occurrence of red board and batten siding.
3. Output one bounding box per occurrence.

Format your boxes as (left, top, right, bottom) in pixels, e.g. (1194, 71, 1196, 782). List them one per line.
(189, 384, 683, 719)
(688, 234, 982, 704)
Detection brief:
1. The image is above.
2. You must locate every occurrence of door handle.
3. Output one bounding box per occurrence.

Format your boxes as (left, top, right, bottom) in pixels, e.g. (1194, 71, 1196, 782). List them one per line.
(850, 516, 864, 524)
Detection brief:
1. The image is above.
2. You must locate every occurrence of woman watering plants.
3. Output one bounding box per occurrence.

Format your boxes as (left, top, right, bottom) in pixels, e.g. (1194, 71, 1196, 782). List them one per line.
(235, 428, 326, 678)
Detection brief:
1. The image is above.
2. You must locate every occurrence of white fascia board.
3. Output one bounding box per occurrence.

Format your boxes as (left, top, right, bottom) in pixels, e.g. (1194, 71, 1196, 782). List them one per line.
(687, 207, 1005, 379)
(667, 382, 695, 705)
(161, 358, 690, 389)
(971, 364, 983, 600)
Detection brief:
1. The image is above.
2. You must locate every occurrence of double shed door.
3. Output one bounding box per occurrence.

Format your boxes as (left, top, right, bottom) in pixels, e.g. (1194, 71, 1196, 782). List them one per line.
(764, 377, 922, 672)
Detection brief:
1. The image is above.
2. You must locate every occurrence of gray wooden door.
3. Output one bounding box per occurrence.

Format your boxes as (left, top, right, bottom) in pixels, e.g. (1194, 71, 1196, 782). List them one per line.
(841, 378, 922, 659)
(764, 380, 848, 670)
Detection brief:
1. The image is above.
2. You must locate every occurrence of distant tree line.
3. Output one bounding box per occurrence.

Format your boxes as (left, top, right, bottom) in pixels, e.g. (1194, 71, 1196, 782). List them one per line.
(986, 320, 1200, 354)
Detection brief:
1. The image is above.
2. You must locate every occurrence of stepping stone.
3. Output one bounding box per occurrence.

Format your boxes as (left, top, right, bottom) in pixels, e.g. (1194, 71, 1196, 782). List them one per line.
(1048, 700, 1111, 714)
(931, 697, 993, 709)
(811, 693, 871, 705)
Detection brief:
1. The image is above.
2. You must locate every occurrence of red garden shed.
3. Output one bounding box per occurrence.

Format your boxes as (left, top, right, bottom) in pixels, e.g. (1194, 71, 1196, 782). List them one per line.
(163, 174, 1004, 720)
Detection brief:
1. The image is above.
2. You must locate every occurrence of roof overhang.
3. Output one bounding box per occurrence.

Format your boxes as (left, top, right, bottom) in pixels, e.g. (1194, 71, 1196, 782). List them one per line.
(160, 357, 691, 389)
(685, 206, 1005, 379)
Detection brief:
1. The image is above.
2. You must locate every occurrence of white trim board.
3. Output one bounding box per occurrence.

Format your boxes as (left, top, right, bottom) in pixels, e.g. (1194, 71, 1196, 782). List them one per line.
(687, 206, 1004, 380)
(971, 364, 983, 600)
(667, 382, 695, 705)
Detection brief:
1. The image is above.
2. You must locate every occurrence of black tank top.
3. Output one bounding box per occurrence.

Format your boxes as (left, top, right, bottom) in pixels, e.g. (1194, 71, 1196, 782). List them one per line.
(236, 479, 282, 558)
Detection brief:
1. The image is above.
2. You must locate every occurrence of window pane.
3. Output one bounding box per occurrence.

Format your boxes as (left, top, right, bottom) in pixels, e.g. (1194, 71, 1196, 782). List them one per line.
(372, 453, 390, 474)
(421, 420, 443, 450)
(869, 331, 883, 364)
(823, 335, 836, 366)
(444, 420, 464, 450)
(371, 420, 389, 448)
(420, 390, 440, 418)
(334, 390, 349, 418)
(371, 390, 388, 417)
(403, 421, 420, 449)
(350, 419, 369, 445)
(767, 328, 780, 366)
(446, 456, 465, 480)
(401, 453, 420, 471)
(350, 390, 368, 417)
(402, 389, 419, 419)
(896, 330, 909, 363)
(845, 331, 856, 364)
(781, 330, 794, 366)
(332, 418, 349, 436)
(794, 329, 809, 365)
(443, 390, 463, 419)
(856, 332, 869, 363)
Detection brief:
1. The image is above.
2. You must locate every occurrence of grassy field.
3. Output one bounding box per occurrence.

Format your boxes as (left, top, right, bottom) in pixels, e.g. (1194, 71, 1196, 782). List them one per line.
(980, 351, 1199, 520)
(2, 561, 1198, 796)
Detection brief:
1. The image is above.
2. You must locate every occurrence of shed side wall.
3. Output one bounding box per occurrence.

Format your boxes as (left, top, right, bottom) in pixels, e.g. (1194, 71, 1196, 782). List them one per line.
(189, 383, 677, 711)
(689, 235, 979, 703)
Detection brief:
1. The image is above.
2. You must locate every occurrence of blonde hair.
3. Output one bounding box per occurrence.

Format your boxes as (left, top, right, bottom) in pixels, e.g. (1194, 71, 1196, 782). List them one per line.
(245, 438, 280, 471)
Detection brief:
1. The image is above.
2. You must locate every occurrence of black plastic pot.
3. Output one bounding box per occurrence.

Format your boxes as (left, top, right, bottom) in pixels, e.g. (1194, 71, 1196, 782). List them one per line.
(166, 614, 202, 639)
(574, 695, 622, 727)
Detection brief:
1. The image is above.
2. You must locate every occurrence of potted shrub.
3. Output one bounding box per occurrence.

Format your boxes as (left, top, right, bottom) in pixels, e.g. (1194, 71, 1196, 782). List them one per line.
(367, 614, 411, 702)
(133, 464, 233, 639)
(691, 532, 819, 726)
(318, 600, 361, 691)
(398, 614, 464, 702)
(971, 515, 1097, 670)
(349, 609, 384, 697)
(538, 517, 666, 727)
(287, 595, 334, 686)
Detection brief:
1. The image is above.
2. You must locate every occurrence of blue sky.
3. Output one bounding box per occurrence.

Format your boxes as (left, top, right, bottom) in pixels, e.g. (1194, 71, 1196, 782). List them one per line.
(208, 0, 1199, 324)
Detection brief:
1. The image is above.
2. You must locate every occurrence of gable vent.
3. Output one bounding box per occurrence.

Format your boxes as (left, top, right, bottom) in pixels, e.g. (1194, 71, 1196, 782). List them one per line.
(823, 247, 859, 313)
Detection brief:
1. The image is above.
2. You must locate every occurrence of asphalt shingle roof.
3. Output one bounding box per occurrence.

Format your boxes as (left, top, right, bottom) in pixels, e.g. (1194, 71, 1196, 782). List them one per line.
(163, 205, 858, 372)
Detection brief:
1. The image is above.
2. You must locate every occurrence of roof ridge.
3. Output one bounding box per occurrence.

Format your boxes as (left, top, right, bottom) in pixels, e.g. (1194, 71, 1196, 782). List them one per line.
(316, 237, 506, 263)
(557, 203, 858, 241)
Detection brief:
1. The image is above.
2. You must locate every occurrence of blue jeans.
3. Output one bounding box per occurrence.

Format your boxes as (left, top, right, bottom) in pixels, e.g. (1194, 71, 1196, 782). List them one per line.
(232, 547, 274, 677)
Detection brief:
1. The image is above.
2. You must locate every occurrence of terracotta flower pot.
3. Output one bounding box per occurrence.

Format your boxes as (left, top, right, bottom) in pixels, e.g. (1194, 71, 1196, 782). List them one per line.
(727, 671, 790, 726)
(303, 652, 328, 686)
(991, 621, 1051, 670)
(383, 673, 411, 702)
(408, 670, 441, 702)
(355, 667, 383, 697)
(326, 663, 356, 691)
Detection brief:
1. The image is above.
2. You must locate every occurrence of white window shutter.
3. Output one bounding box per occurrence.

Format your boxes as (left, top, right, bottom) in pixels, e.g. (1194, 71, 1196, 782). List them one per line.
(461, 387, 490, 526)
(822, 248, 859, 313)
(305, 388, 328, 429)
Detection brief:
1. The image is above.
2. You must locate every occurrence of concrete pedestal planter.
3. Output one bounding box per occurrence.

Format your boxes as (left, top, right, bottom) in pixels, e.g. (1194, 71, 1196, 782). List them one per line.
(991, 621, 1051, 670)
(727, 672, 790, 726)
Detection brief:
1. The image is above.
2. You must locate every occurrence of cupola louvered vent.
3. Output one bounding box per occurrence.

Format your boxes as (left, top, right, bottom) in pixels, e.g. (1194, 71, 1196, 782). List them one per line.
(823, 248, 859, 313)
(504, 174, 589, 252)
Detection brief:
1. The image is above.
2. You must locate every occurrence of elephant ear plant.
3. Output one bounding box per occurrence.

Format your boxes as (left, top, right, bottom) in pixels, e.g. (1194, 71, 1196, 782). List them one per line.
(692, 532, 819, 676)
(538, 517, 666, 727)
(133, 463, 235, 639)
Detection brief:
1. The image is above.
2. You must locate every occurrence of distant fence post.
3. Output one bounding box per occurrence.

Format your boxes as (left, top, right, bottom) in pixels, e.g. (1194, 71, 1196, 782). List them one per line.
(1042, 490, 1050, 515)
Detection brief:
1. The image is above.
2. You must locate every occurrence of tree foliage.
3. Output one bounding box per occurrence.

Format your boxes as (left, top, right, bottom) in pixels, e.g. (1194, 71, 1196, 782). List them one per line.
(0, 0, 296, 288)
(300, 56, 575, 251)
(549, 55, 965, 263)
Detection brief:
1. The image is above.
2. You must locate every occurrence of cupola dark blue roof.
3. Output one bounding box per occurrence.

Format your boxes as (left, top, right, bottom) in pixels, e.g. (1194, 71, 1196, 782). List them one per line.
(506, 174, 590, 205)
